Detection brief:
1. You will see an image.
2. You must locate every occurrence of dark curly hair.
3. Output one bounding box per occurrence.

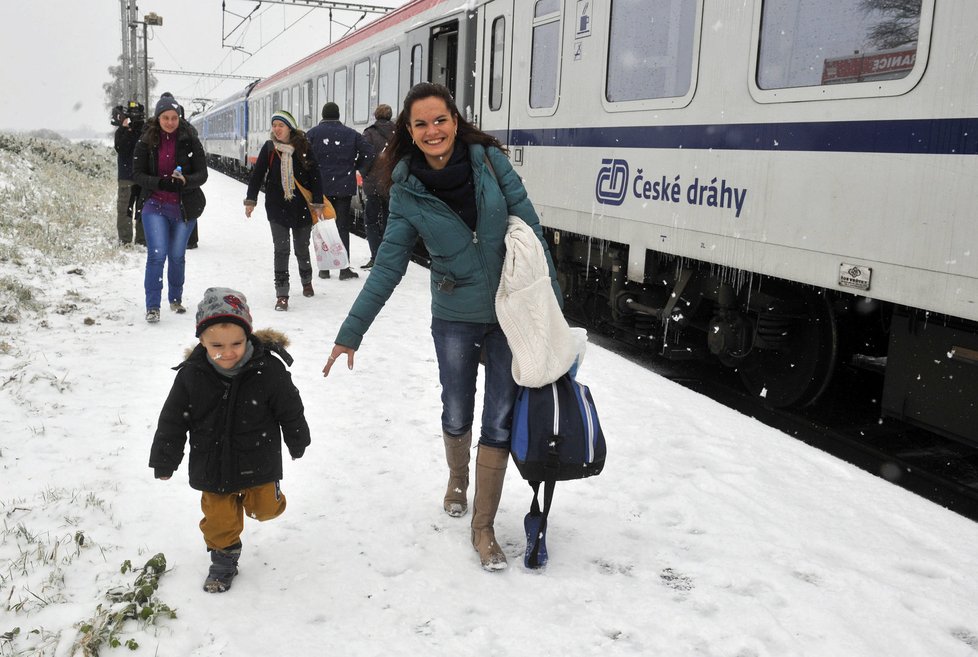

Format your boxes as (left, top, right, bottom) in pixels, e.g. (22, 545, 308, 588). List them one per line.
(375, 82, 506, 192)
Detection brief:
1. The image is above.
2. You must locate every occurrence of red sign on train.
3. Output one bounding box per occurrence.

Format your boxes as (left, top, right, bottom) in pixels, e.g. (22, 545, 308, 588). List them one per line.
(821, 47, 917, 84)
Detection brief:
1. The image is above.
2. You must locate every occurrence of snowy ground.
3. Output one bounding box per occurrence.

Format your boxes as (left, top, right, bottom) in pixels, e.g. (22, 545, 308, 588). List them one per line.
(2, 144, 978, 656)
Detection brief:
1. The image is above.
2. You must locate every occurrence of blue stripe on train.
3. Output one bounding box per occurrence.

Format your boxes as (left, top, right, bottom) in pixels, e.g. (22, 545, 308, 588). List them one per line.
(489, 117, 978, 155)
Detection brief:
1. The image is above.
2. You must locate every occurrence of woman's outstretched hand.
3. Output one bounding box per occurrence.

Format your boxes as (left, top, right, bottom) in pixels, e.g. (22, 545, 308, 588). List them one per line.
(323, 344, 355, 376)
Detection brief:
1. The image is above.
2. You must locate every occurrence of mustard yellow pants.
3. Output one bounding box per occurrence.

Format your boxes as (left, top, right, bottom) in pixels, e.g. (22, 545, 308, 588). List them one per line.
(199, 481, 286, 550)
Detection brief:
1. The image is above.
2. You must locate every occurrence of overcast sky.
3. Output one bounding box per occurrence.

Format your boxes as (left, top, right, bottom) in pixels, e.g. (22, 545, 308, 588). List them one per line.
(0, 0, 405, 134)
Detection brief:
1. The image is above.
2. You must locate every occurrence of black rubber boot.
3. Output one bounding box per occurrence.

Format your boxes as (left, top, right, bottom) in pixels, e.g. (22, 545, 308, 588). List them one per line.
(203, 543, 241, 593)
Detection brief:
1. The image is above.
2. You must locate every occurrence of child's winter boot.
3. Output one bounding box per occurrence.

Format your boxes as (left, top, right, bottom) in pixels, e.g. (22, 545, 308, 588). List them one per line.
(203, 542, 241, 593)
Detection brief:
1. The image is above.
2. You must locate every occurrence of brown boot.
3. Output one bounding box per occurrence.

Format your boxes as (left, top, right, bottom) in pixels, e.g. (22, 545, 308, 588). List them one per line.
(470, 444, 509, 571)
(443, 431, 472, 517)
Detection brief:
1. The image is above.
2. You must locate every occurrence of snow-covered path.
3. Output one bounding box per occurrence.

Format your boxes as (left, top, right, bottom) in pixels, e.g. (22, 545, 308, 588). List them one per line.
(2, 169, 977, 657)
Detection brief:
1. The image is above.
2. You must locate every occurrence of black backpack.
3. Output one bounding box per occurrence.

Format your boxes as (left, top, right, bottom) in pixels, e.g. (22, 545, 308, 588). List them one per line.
(510, 372, 606, 568)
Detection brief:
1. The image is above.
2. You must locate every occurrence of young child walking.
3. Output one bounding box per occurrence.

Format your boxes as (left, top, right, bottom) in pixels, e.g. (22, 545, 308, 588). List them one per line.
(149, 287, 311, 593)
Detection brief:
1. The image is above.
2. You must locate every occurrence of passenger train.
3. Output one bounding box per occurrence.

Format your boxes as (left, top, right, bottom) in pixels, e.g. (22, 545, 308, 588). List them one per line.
(191, 0, 978, 446)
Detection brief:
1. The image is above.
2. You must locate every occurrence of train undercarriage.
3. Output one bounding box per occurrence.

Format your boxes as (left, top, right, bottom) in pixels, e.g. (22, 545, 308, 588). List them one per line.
(546, 228, 978, 447)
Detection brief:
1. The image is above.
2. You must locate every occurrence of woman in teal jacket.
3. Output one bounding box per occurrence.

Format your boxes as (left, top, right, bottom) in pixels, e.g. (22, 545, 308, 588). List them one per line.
(322, 83, 561, 571)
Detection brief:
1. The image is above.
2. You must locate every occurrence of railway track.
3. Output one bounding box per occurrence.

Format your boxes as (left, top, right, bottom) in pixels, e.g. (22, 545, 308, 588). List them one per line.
(588, 330, 978, 523)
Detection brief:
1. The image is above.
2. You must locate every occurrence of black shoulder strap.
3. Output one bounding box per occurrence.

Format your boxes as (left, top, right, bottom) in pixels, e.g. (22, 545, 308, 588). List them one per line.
(526, 480, 554, 568)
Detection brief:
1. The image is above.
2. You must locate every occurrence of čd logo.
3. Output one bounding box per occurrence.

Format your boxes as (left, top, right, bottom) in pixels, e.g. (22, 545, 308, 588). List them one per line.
(595, 159, 629, 206)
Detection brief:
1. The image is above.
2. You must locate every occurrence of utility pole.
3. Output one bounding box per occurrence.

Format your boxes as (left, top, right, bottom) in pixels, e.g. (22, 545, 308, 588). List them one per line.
(119, 0, 131, 100)
(119, 0, 142, 102)
(131, 2, 140, 101)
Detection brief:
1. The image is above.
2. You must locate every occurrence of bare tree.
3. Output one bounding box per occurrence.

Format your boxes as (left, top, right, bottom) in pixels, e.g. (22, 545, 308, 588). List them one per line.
(102, 55, 158, 113)
(860, 0, 922, 50)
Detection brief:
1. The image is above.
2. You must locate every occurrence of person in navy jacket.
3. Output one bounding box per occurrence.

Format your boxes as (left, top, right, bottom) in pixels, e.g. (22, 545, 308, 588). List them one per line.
(306, 102, 374, 280)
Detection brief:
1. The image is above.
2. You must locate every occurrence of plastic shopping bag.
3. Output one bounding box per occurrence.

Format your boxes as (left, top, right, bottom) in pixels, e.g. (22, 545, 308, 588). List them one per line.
(312, 218, 349, 270)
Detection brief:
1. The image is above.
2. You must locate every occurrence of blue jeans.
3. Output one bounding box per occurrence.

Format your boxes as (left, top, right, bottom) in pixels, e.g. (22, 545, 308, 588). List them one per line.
(142, 201, 197, 310)
(430, 318, 517, 447)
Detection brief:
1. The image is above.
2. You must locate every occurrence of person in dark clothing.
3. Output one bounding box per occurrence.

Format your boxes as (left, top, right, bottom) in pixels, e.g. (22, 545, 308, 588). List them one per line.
(244, 110, 325, 312)
(113, 100, 146, 246)
(306, 102, 374, 280)
(149, 287, 311, 593)
(132, 93, 208, 323)
(360, 104, 395, 268)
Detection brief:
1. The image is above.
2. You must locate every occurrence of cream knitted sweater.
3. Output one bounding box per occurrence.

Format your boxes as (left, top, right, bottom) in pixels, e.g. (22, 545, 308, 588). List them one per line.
(495, 216, 578, 387)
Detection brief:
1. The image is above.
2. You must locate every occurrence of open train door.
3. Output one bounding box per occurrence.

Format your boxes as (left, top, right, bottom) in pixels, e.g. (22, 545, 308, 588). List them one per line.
(474, 0, 514, 143)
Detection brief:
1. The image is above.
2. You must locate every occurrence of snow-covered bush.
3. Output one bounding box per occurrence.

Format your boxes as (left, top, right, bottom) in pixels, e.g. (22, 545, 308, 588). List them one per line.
(0, 132, 119, 324)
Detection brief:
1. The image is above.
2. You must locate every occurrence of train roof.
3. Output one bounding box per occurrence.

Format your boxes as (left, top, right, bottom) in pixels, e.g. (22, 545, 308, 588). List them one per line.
(253, 0, 445, 92)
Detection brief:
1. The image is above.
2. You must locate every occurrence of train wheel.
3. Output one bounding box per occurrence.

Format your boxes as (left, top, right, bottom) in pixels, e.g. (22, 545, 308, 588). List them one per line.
(738, 284, 838, 408)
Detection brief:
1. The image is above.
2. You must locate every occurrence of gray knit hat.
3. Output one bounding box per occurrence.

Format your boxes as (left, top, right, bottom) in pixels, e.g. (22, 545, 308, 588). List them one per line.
(155, 92, 181, 118)
(195, 287, 253, 337)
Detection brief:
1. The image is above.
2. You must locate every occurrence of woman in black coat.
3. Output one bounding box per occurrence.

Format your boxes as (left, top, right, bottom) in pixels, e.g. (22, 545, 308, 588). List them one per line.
(244, 110, 324, 312)
(133, 93, 208, 323)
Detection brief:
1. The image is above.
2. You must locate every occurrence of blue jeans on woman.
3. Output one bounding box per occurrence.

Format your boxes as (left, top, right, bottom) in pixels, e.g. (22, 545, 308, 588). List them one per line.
(142, 199, 196, 310)
(430, 317, 517, 448)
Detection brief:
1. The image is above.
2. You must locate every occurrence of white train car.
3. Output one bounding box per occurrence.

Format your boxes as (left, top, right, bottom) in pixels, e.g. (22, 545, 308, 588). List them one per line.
(486, 0, 978, 443)
(194, 82, 256, 175)
(245, 0, 479, 163)
(232, 0, 978, 444)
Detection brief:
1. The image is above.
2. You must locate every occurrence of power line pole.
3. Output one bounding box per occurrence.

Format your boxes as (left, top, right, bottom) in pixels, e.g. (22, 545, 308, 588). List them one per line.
(119, 0, 131, 100)
(128, 1, 141, 103)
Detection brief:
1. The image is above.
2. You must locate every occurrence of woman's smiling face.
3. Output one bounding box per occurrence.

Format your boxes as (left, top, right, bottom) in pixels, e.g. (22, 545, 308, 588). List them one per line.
(407, 96, 457, 170)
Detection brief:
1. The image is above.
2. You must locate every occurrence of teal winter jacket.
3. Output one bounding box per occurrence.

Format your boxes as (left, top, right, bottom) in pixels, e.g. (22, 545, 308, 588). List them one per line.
(335, 143, 560, 350)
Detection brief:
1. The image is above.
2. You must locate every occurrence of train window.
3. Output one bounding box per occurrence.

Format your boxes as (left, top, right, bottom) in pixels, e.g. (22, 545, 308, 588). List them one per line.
(489, 17, 505, 111)
(752, 0, 932, 102)
(606, 0, 698, 103)
(334, 68, 348, 123)
(354, 59, 370, 124)
(273, 91, 281, 115)
(535, 0, 559, 16)
(302, 80, 314, 128)
(316, 75, 329, 113)
(529, 0, 562, 111)
(378, 49, 400, 112)
(282, 88, 290, 115)
(410, 44, 423, 86)
(291, 85, 300, 123)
